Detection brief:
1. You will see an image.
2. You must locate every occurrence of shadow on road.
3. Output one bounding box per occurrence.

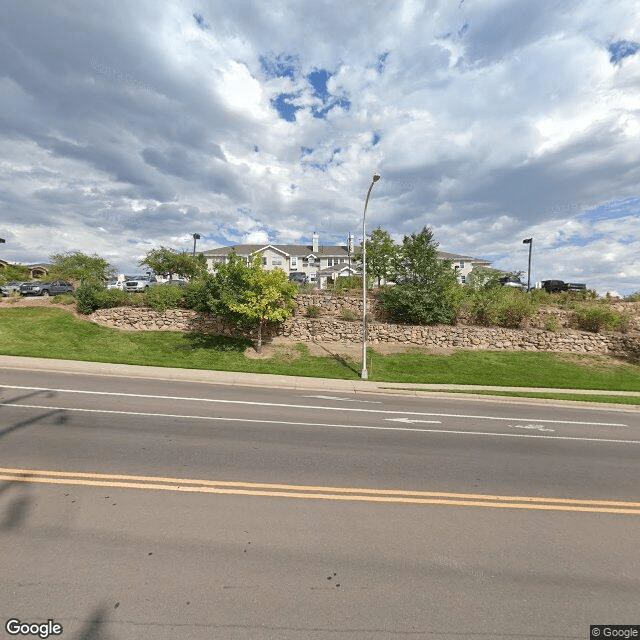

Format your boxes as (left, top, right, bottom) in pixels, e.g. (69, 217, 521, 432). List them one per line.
(75, 605, 114, 640)
(0, 474, 33, 532)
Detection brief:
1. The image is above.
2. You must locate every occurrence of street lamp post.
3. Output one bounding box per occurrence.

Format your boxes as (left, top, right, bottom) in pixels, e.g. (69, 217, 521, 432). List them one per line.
(523, 238, 533, 291)
(361, 174, 381, 380)
(192, 233, 201, 256)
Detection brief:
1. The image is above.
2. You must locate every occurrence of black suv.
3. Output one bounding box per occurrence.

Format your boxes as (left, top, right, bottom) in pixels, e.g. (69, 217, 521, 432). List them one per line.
(288, 272, 308, 284)
(19, 280, 74, 296)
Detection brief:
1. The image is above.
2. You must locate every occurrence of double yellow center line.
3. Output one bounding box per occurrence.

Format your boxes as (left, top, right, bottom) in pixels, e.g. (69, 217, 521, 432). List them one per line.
(1, 467, 639, 515)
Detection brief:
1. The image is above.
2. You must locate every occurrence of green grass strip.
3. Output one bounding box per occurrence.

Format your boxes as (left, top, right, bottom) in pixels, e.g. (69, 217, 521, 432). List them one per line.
(2, 308, 640, 394)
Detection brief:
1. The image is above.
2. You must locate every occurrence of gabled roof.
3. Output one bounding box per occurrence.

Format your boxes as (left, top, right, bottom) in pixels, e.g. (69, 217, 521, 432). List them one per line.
(437, 251, 490, 264)
(201, 243, 351, 258)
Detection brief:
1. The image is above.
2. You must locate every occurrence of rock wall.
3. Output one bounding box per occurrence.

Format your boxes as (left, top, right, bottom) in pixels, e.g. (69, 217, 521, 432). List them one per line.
(91, 304, 640, 361)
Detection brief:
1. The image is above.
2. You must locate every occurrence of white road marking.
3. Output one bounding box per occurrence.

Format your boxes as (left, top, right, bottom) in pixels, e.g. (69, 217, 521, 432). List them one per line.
(510, 424, 555, 432)
(304, 395, 382, 403)
(2, 402, 640, 444)
(0, 384, 628, 427)
(386, 417, 442, 424)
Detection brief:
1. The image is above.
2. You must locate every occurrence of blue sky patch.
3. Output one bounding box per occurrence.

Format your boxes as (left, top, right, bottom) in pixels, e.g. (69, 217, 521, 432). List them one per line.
(372, 132, 381, 146)
(608, 40, 640, 64)
(272, 93, 302, 122)
(307, 69, 351, 119)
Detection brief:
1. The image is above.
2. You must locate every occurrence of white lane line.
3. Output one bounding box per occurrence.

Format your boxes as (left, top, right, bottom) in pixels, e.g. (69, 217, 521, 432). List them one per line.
(0, 384, 627, 427)
(304, 395, 382, 403)
(3, 403, 640, 444)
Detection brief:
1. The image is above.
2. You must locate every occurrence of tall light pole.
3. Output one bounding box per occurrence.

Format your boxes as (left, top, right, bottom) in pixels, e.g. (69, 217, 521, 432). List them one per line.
(361, 174, 381, 380)
(192, 233, 201, 256)
(523, 238, 532, 291)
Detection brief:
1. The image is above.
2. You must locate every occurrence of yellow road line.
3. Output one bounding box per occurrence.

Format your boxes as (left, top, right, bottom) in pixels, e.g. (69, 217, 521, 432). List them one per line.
(1, 467, 639, 515)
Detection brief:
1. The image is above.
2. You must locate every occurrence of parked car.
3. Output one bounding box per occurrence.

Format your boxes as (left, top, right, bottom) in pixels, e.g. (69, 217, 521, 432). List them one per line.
(19, 280, 74, 297)
(289, 272, 308, 284)
(122, 274, 158, 292)
(106, 280, 124, 290)
(1, 281, 25, 296)
(499, 275, 527, 291)
(162, 278, 187, 286)
(541, 280, 587, 294)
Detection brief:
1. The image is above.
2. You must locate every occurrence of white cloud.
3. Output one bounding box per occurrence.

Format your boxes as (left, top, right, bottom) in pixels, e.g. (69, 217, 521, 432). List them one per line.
(0, 0, 639, 294)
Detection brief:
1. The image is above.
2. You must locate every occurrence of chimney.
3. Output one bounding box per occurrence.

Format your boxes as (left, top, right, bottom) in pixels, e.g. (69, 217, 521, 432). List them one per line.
(347, 233, 354, 254)
(312, 231, 319, 253)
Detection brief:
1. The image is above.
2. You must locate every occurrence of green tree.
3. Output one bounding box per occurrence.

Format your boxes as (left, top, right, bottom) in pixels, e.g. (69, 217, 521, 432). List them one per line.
(380, 227, 459, 325)
(48, 251, 116, 284)
(354, 227, 399, 287)
(139, 247, 207, 280)
(0, 264, 31, 284)
(205, 252, 297, 353)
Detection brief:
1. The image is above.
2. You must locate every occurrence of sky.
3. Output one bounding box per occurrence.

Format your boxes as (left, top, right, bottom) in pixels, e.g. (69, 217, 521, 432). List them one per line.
(1, 0, 639, 295)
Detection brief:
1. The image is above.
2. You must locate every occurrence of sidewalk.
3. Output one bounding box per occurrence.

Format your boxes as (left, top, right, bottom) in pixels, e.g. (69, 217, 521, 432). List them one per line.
(2, 355, 640, 402)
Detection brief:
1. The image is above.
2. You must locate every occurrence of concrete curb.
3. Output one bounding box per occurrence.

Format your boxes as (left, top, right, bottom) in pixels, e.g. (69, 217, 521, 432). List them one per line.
(1, 355, 639, 406)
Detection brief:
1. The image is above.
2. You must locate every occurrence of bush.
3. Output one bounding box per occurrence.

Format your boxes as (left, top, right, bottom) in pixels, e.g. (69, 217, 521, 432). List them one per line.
(339, 308, 358, 321)
(306, 305, 321, 318)
(328, 276, 362, 292)
(143, 284, 185, 312)
(380, 281, 457, 325)
(572, 304, 630, 332)
(543, 316, 562, 332)
(74, 285, 134, 314)
(51, 294, 75, 305)
(183, 276, 217, 312)
(74, 283, 105, 314)
(492, 292, 536, 328)
(625, 291, 640, 302)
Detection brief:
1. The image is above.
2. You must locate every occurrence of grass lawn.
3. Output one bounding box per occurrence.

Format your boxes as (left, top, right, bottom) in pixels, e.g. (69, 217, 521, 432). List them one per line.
(2, 308, 640, 398)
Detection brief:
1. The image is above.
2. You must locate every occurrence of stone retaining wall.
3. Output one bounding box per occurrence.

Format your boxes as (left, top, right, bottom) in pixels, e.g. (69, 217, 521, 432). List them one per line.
(91, 306, 640, 361)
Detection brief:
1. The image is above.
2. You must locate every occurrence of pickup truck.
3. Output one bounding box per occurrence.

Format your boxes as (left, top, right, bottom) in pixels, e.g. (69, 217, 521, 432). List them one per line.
(541, 280, 586, 294)
(122, 274, 158, 292)
(19, 280, 74, 296)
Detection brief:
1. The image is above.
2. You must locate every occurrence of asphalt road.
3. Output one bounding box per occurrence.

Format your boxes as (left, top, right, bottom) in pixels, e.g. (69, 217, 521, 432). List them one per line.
(1, 363, 639, 640)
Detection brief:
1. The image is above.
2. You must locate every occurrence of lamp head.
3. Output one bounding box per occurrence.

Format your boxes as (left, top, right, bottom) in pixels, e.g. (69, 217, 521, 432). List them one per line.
(522, 238, 532, 244)
(372, 174, 381, 182)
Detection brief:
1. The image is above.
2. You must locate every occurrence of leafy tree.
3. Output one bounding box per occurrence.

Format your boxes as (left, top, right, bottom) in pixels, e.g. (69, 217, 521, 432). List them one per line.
(202, 252, 297, 352)
(139, 247, 207, 280)
(0, 264, 31, 284)
(354, 227, 399, 287)
(48, 251, 116, 284)
(380, 227, 459, 325)
(466, 267, 507, 290)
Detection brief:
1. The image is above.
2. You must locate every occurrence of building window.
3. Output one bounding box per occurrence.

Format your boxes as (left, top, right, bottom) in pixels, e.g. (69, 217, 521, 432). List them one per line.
(327, 258, 344, 267)
(460, 275, 466, 283)
(459, 261, 465, 268)
(290, 257, 298, 268)
(307, 256, 315, 265)
(262, 256, 268, 266)
(272, 257, 282, 266)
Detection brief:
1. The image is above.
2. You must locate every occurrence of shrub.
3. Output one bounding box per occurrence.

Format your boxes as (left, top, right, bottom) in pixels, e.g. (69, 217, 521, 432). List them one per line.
(51, 294, 76, 305)
(183, 276, 217, 312)
(306, 305, 321, 318)
(328, 276, 362, 292)
(143, 284, 185, 312)
(543, 316, 562, 332)
(572, 304, 630, 333)
(492, 292, 536, 328)
(74, 283, 105, 314)
(74, 285, 135, 314)
(625, 291, 640, 302)
(339, 308, 358, 321)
